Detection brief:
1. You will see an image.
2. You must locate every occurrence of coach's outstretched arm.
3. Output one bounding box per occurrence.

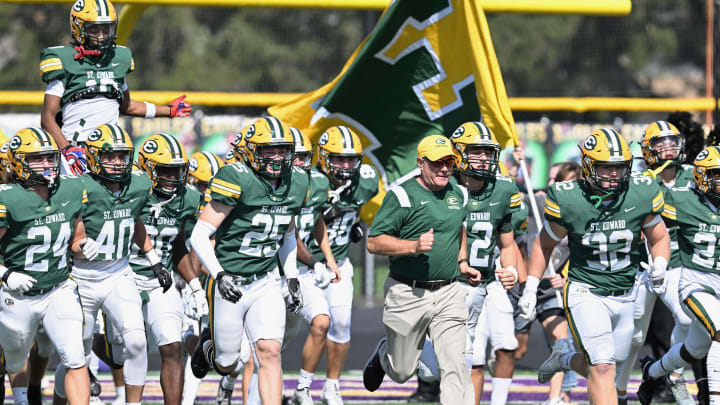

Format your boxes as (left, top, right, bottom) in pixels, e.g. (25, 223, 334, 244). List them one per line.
(518, 220, 568, 320)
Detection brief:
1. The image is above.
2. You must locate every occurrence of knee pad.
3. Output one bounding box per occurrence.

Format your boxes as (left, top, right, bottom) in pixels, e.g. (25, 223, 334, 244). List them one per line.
(122, 329, 147, 359)
(55, 344, 86, 370)
(327, 306, 352, 344)
(707, 341, 720, 393)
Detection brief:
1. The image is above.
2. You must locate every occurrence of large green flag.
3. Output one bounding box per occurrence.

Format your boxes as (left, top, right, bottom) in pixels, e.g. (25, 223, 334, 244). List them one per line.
(269, 0, 518, 221)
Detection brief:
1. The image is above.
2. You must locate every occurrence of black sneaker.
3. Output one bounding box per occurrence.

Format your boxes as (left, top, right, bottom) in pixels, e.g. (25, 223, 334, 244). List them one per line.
(362, 337, 387, 392)
(407, 390, 440, 403)
(637, 356, 659, 405)
(88, 368, 102, 397)
(191, 328, 212, 379)
(28, 384, 42, 405)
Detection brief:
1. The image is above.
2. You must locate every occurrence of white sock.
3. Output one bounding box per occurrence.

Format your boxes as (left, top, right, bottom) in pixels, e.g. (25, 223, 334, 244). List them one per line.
(221, 374, 237, 391)
(12, 387, 28, 403)
(649, 344, 687, 379)
(324, 378, 340, 391)
(297, 369, 314, 390)
(708, 341, 720, 404)
(114, 385, 126, 403)
(490, 377, 512, 405)
(182, 356, 201, 405)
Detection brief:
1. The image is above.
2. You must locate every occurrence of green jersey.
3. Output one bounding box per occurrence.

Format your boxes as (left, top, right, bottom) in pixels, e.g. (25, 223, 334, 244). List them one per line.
(464, 176, 522, 280)
(658, 165, 695, 269)
(0, 176, 86, 292)
(309, 164, 379, 261)
(130, 185, 202, 277)
(369, 177, 466, 281)
(544, 176, 664, 291)
(40, 45, 134, 107)
(296, 168, 330, 247)
(72, 171, 152, 279)
(208, 163, 310, 276)
(663, 186, 720, 274)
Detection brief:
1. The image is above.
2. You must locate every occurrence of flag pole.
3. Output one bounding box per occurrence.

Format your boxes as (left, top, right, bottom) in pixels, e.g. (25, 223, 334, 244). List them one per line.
(518, 157, 563, 302)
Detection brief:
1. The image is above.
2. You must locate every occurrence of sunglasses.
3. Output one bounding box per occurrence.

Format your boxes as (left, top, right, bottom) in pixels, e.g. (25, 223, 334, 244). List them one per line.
(423, 157, 455, 168)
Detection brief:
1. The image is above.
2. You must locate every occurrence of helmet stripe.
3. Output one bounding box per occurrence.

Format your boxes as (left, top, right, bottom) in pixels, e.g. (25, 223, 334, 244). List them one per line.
(107, 124, 121, 144)
(289, 128, 302, 144)
(96, 0, 108, 17)
(158, 133, 182, 158)
(29, 127, 51, 147)
(472, 122, 490, 135)
(603, 128, 620, 157)
(658, 121, 669, 132)
(266, 117, 283, 140)
(202, 151, 218, 174)
(339, 126, 354, 149)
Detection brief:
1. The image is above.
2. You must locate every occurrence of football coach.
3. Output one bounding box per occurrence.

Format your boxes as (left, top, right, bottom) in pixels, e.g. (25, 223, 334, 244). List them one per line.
(362, 134, 481, 405)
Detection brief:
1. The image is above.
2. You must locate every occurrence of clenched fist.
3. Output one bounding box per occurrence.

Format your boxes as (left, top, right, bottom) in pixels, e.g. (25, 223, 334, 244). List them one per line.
(415, 229, 434, 253)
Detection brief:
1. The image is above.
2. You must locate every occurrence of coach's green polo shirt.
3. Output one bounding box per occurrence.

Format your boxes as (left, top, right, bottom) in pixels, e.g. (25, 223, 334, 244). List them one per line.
(369, 177, 467, 281)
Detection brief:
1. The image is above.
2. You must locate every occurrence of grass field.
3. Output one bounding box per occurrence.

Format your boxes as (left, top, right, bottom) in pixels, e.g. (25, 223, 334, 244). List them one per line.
(7, 370, 687, 405)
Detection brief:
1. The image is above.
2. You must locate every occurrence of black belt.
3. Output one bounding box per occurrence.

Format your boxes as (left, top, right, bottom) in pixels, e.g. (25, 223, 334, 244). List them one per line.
(390, 273, 455, 291)
(589, 287, 631, 297)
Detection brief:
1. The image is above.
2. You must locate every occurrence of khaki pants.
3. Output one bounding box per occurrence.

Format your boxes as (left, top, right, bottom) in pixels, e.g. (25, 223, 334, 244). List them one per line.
(380, 277, 473, 405)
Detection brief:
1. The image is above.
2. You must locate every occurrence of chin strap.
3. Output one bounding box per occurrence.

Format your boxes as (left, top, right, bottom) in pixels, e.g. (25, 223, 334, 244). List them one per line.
(589, 191, 615, 208)
(643, 159, 673, 179)
(73, 46, 102, 60)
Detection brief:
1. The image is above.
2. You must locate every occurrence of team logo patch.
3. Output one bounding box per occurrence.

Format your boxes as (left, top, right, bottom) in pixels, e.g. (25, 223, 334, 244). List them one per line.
(583, 135, 597, 150)
(87, 129, 103, 142)
(319, 132, 330, 145)
(142, 140, 158, 154)
(72, 0, 85, 11)
(451, 127, 465, 138)
(4, 297, 12, 306)
(446, 196, 460, 210)
(245, 124, 256, 139)
(8, 136, 21, 150)
(696, 149, 710, 161)
(435, 138, 446, 144)
(188, 158, 198, 172)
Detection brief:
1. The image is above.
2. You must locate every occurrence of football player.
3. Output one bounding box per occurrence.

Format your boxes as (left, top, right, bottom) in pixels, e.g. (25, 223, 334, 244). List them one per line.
(0, 128, 89, 405)
(189, 116, 308, 404)
(303, 125, 379, 404)
(53, 124, 172, 405)
(637, 146, 720, 405)
(519, 128, 670, 405)
(122, 133, 206, 404)
(39, 0, 191, 175)
(615, 121, 694, 404)
(286, 127, 342, 405)
(451, 122, 520, 405)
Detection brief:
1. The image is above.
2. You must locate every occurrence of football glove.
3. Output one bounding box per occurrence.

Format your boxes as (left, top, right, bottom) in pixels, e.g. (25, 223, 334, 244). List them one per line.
(187, 278, 209, 319)
(169, 95, 192, 118)
(286, 277, 303, 314)
(641, 256, 667, 295)
(350, 222, 365, 243)
(216, 271, 242, 303)
(62, 146, 87, 175)
(151, 263, 172, 293)
(3, 271, 36, 293)
(313, 262, 332, 289)
(518, 276, 539, 320)
(80, 237, 99, 260)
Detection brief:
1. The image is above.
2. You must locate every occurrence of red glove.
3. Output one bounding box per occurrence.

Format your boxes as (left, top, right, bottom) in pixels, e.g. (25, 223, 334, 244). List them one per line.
(73, 46, 102, 60)
(169, 95, 192, 118)
(62, 146, 87, 175)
